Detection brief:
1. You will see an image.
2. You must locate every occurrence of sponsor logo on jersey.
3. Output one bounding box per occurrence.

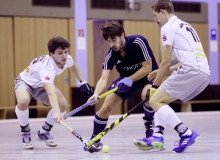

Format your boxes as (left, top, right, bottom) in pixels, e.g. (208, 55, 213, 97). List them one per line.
(116, 60, 121, 64)
(162, 35, 167, 41)
(45, 76, 50, 80)
(24, 67, 30, 74)
(123, 63, 142, 71)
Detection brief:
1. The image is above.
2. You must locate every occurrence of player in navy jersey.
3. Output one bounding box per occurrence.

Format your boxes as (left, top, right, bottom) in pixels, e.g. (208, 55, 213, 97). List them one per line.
(84, 21, 159, 152)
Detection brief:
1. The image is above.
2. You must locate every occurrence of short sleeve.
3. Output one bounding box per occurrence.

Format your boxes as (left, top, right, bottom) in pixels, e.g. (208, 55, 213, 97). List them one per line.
(133, 37, 151, 62)
(102, 49, 117, 70)
(161, 25, 175, 46)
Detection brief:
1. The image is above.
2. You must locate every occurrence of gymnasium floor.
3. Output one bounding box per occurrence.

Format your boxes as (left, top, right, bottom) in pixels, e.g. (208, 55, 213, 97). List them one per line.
(0, 111, 220, 160)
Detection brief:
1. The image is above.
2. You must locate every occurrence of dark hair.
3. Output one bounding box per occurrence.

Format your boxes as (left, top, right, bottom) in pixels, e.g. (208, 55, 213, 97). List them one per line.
(100, 21, 125, 40)
(47, 37, 71, 54)
(151, 0, 174, 14)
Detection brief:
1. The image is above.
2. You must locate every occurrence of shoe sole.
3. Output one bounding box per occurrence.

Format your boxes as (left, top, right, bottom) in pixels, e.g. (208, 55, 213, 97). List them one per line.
(36, 135, 57, 147)
(172, 136, 200, 153)
(152, 142, 164, 150)
(133, 140, 153, 151)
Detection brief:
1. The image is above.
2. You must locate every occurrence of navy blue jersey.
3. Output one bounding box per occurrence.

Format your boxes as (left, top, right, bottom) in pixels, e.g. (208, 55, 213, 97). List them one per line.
(102, 35, 158, 77)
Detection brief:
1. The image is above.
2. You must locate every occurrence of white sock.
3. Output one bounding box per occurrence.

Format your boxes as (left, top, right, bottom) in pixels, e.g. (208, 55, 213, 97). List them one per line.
(157, 105, 181, 129)
(40, 109, 65, 133)
(15, 105, 29, 126)
(153, 112, 166, 137)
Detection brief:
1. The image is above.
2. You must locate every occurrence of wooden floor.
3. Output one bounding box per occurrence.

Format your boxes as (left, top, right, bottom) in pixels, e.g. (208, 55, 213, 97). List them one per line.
(0, 111, 220, 160)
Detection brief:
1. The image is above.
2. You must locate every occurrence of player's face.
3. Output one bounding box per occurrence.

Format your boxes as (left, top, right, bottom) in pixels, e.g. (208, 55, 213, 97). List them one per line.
(51, 47, 69, 69)
(107, 35, 125, 52)
(152, 9, 166, 26)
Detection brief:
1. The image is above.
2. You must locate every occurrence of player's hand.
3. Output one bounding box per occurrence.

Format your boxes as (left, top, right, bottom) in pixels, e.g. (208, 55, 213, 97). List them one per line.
(117, 77, 133, 93)
(80, 81, 93, 97)
(87, 94, 99, 105)
(148, 85, 159, 98)
(53, 112, 62, 123)
(148, 70, 158, 81)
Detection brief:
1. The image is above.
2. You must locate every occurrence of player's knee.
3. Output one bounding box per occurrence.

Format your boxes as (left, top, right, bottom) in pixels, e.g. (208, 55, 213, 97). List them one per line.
(100, 106, 112, 117)
(17, 97, 30, 109)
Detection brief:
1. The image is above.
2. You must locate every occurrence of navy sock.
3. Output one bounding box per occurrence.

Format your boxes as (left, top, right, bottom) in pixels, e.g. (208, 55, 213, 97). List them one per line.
(143, 105, 155, 121)
(42, 121, 53, 132)
(21, 124, 30, 132)
(91, 113, 108, 141)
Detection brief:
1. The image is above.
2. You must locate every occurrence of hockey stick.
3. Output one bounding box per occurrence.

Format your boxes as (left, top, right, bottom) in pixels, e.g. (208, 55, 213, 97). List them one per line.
(86, 97, 149, 148)
(64, 87, 118, 120)
(60, 120, 88, 145)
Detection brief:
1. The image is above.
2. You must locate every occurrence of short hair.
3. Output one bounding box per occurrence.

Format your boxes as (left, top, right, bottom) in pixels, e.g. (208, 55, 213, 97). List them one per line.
(100, 21, 125, 40)
(47, 37, 71, 54)
(151, 0, 174, 14)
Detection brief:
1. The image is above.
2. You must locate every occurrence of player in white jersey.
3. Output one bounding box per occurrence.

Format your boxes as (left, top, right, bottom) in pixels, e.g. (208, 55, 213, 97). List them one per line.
(14, 37, 93, 150)
(133, 0, 210, 153)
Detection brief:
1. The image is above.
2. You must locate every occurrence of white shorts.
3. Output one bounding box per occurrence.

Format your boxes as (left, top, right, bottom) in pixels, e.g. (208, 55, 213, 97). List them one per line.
(14, 76, 49, 105)
(161, 66, 210, 102)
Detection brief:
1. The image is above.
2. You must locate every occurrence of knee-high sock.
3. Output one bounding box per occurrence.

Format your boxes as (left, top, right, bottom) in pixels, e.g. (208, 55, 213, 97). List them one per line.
(40, 109, 65, 133)
(91, 113, 108, 141)
(15, 105, 29, 129)
(157, 105, 191, 136)
(143, 105, 155, 121)
(156, 105, 181, 128)
(153, 112, 166, 137)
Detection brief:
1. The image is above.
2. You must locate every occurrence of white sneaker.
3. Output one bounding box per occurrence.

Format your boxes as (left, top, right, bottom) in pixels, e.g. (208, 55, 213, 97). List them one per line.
(36, 130, 57, 147)
(21, 132, 34, 150)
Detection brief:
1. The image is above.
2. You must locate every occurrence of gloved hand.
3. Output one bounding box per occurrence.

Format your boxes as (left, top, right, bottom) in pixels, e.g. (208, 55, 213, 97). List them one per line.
(148, 85, 159, 98)
(117, 77, 133, 93)
(79, 81, 93, 97)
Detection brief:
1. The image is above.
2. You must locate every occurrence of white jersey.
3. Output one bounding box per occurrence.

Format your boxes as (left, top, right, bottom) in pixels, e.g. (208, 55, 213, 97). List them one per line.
(161, 16, 210, 75)
(20, 55, 74, 88)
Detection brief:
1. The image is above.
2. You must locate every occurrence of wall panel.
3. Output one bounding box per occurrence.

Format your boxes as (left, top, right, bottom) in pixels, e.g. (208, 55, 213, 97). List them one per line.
(14, 17, 36, 78)
(0, 17, 14, 106)
(68, 19, 76, 88)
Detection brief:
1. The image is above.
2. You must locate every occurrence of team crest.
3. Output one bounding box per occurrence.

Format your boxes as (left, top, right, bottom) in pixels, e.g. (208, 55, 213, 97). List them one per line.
(162, 35, 167, 41)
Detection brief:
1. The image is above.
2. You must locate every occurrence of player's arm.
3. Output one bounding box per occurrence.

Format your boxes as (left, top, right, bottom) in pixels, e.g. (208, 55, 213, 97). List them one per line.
(42, 82, 61, 123)
(69, 63, 84, 82)
(148, 62, 180, 81)
(69, 63, 93, 97)
(153, 45, 172, 86)
(129, 59, 152, 81)
(88, 69, 111, 101)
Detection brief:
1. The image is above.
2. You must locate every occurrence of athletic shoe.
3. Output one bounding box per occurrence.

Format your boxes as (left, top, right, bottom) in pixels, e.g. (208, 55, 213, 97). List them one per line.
(173, 130, 200, 153)
(21, 132, 34, 150)
(83, 142, 103, 153)
(36, 130, 57, 147)
(133, 136, 164, 150)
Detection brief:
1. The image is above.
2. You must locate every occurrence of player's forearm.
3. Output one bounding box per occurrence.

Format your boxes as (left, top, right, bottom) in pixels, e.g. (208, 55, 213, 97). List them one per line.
(153, 62, 170, 86)
(70, 64, 84, 82)
(129, 66, 151, 81)
(94, 78, 108, 95)
(168, 63, 180, 74)
(48, 93, 61, 113)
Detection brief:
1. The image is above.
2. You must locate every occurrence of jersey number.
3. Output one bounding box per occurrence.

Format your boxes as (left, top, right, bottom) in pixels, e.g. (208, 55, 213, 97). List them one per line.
(32, 55, 46, 64)
(186, 26, 200, 42)
(180, 23, 200, 42)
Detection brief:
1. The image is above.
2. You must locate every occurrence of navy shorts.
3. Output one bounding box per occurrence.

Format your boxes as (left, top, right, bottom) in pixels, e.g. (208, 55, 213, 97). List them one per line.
(108, 76, 153, 101)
